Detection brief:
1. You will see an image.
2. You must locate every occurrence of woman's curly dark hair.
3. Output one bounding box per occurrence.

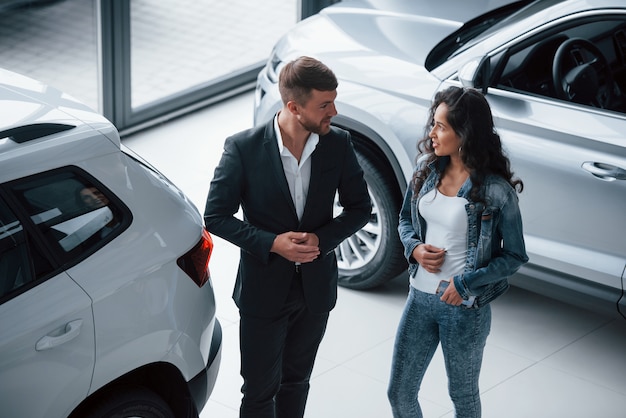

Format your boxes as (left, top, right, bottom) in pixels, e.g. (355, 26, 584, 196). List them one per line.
(412, 86, 523, 203)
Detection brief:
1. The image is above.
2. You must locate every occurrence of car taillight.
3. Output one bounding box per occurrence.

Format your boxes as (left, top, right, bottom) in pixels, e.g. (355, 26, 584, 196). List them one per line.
(177, 229, 213, 287)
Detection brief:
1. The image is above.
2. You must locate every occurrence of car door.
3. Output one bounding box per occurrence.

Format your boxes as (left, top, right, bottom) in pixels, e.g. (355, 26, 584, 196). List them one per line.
(0, 195, 95, 418)
(489, 90, 626, 289)
(477, 15, 626, 314)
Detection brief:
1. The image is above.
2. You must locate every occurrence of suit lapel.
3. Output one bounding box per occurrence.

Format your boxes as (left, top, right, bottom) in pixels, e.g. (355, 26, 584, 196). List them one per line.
(306, 142, 322, 208)
(263, 121, 298, 220)
(300, 133, 327, 226)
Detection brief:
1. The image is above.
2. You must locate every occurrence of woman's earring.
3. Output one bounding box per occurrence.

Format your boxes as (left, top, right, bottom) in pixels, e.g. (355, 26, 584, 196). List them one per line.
(458, 146, 463, 154)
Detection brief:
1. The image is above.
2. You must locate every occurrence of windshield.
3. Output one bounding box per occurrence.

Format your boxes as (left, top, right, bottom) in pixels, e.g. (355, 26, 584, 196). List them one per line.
(425, 0, 534, 70)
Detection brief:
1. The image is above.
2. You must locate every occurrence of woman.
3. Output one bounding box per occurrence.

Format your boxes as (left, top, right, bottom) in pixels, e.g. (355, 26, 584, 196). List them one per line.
(387, 86, 528, 418)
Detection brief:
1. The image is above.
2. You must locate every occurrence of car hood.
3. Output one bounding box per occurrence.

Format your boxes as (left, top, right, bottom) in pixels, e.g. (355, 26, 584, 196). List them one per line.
(272, 0, 518, 102)
(278, 0, 516, 66)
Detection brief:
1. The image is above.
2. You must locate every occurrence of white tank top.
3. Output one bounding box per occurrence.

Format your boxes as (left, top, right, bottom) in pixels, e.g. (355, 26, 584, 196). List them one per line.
(411, 188, 469, 294)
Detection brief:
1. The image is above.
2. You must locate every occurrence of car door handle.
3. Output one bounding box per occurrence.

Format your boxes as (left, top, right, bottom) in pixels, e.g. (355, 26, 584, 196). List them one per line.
(581, 162, 626, 181)
(35, 319, 83, 351)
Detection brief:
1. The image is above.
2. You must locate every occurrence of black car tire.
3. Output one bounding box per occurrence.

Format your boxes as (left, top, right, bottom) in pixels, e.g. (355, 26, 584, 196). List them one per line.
(84, 386, 176, 418)
(336, 149, 406, 289)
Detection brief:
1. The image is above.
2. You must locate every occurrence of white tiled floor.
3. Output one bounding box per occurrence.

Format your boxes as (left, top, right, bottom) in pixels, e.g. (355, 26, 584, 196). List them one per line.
(123, 91, 626, 418)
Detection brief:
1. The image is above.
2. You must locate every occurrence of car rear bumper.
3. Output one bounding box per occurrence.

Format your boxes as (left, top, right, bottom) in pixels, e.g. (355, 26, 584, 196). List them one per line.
(188, 319, 222, 413)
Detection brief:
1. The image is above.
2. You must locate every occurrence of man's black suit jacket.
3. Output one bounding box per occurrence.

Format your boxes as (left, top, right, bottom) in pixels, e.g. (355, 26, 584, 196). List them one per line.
(204, 118, 371, 317)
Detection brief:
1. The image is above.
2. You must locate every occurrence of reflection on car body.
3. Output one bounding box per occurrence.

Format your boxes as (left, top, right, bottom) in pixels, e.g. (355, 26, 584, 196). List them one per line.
(254, 0, 626, 318)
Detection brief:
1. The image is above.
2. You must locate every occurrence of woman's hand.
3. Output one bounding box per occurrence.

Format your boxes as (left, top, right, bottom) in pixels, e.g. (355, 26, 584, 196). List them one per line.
(413, 244, 446, 273)
(440, 280, 463, 306)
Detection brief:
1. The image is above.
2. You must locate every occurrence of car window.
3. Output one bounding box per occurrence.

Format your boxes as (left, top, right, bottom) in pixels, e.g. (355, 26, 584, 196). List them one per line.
(494, 17, 626, 114)
(6, 169, 128, 265)
(0, 196, 53, 301)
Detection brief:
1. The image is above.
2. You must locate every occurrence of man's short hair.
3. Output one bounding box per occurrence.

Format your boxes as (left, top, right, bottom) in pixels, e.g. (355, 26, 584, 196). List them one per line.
(278, 56, 338, 105)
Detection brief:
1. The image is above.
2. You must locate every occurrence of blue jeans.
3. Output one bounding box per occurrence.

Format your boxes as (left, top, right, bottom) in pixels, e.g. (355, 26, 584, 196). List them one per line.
(388, 286, 491, 418)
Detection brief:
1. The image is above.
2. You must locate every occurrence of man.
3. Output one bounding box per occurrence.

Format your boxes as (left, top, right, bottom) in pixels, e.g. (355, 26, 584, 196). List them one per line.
(204, 56, 371, 418)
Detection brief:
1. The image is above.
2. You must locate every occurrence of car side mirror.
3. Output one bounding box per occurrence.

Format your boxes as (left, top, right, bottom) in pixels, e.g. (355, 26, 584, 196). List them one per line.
(459, 56, 490, 94)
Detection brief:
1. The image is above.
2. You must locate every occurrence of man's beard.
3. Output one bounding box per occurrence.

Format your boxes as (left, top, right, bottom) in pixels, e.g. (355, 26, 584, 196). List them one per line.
(298, 117, 332, 135)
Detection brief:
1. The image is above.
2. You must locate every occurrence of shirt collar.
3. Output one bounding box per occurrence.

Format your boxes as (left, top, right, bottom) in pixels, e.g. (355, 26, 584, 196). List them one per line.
(274, 113, 319, 156)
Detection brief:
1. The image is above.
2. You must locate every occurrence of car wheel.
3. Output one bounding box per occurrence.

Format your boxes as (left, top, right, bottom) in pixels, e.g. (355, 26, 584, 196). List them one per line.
(335, 149, 406, 289)
(84, 386, 176, 418)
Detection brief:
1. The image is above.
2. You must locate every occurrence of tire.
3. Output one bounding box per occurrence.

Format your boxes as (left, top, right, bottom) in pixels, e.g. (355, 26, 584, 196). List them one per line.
(84, 386, 177, 418)
(335, 150, 406, 289)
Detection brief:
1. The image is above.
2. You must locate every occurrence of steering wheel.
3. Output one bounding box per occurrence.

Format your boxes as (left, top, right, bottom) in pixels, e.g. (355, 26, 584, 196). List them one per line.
(552, 37, 614, 108)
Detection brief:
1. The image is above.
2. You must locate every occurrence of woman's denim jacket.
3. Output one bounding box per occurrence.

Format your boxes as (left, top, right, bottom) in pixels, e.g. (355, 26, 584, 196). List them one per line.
(398, 157, 529, 307)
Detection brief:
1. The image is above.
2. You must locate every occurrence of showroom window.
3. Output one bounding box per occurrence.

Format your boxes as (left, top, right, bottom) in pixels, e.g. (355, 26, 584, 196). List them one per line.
(0, 0, 99, 111)
(0, 0, 336, 134)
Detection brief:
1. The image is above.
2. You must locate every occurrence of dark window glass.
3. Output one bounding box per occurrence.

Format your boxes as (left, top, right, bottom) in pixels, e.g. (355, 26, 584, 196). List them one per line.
(495, 18, 626, 113)
(8, 170, 125, 264)
(0, 196, 52, 300)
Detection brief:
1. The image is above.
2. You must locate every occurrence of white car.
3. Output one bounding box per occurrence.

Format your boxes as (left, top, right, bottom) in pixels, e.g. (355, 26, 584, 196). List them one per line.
(0, 68, 221, 417)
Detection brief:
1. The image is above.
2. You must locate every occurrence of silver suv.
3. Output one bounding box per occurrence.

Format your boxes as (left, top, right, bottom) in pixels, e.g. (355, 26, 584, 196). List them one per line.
(0, 68, 221, 417)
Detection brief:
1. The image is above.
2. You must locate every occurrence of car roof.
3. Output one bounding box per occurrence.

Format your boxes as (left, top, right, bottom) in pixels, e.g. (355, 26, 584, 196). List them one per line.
(0, 68, 120, 182)
(0, 68, 114, 134)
